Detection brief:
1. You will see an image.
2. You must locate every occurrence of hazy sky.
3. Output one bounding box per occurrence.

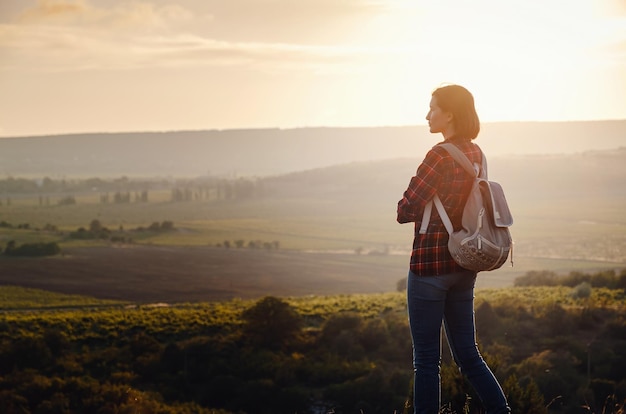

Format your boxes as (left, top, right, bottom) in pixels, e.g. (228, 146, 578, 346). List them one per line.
(0, 0, 625, 137)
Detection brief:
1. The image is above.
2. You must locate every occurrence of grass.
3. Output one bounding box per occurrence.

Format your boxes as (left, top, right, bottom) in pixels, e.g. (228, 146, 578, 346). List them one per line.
(0, 196, 405, 251)
(3, 283, 622, 314)
(0, 285, 126, 310)
(0, 190, 624, 276)
(1, 285, 624, 414)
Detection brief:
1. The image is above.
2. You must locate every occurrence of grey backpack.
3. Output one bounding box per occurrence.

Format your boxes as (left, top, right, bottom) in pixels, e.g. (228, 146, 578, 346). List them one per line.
(419, 143, 513, 272)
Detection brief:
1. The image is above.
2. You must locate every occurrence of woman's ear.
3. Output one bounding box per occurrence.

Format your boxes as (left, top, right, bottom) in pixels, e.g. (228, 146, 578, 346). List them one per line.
(446, 112, 454, 124)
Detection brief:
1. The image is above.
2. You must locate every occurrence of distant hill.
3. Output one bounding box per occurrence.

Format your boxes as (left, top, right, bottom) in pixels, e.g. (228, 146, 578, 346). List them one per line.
(260, 147, 626, 211)
(0, 120, 623, 177)
(258, 147, 626, 267)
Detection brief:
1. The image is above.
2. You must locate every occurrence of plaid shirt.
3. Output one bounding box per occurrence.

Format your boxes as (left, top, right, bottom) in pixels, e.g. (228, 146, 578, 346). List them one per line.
(397, 137, 482, 276)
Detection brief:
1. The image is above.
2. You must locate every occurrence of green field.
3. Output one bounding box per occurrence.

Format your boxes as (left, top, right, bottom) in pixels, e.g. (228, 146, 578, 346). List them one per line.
(0, 285, 125, 310)
(4, 194, 626, 247)
(1, 193, 398, 249)
(2, 190, 624, 257)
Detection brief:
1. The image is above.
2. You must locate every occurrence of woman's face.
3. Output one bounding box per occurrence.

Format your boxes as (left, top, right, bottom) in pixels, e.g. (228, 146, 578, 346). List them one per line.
(426, 96, 451, 135)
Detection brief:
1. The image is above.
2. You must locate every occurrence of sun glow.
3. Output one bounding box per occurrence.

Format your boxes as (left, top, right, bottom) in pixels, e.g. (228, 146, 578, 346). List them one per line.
(347, 0, 626, 125)
(0, 0, 624, 136)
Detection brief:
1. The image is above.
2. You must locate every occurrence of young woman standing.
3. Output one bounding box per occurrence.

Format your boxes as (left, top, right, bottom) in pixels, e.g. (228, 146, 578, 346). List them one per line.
(397, 84, 511, 414)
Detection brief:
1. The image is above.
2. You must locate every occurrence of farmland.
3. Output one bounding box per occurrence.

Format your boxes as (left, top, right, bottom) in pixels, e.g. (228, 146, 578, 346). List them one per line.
(1, 149, 625, 303)
(0, 190, 624, 303)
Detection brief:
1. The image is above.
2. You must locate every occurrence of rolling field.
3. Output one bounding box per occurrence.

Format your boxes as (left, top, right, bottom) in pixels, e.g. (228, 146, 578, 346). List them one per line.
(0, 166, 624, 304)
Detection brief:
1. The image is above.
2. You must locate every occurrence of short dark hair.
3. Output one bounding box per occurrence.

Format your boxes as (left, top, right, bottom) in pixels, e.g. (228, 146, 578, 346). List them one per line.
(432, 84, 480, 140)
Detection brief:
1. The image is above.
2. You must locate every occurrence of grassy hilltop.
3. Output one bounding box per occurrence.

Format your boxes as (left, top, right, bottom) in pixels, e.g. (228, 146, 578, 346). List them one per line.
(1, 283, 625, 413)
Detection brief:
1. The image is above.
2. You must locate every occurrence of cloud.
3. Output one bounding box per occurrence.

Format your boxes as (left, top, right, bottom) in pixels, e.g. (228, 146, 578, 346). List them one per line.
(11, 0, 380, 33)
(17, 0, 90, 22)
(2, 0, 624, 77)
(0, 0, 396, 74)
(15, 0, 196, 31)
(0, 22, 374, 72)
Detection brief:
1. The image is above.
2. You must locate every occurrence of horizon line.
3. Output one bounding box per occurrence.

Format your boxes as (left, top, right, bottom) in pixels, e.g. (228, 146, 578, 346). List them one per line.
(1, 118, 625, 139)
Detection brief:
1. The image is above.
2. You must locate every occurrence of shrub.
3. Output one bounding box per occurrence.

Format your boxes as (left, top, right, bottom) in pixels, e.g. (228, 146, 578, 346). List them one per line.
(57, 195, 76, 205)
(4, 241, 61, 257)
(571, 282, 592, 299)
(241, 296, 302, 349)
(514, 270, 559, 287)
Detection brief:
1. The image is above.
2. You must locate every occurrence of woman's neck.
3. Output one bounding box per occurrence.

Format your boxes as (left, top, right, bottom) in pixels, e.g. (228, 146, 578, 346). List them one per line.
(442, 126, 456, 141)
(443, 132, 455, 141)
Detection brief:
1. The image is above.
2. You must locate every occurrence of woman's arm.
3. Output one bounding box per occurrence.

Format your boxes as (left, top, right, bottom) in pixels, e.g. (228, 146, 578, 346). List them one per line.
(397, 148, 444, 223)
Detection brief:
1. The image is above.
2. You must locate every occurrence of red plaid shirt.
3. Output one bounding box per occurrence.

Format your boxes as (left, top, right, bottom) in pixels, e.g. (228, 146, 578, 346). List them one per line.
(397, 137, 483, 276)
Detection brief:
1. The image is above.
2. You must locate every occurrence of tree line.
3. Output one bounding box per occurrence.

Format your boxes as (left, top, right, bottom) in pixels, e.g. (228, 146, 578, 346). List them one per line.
(0, 176, 266, 204)
(1, 219, 284, 255)
(0, 219, 178, 256)
(515, 269, 626, 290)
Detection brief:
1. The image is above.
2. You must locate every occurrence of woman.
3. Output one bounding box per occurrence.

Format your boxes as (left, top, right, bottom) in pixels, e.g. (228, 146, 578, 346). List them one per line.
(397, 84, 510, 414)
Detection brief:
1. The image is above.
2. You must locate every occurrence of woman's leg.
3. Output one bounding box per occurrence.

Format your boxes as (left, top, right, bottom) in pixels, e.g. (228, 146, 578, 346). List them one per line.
(407, 271, 448, 414)
(443, 272, 511, 414)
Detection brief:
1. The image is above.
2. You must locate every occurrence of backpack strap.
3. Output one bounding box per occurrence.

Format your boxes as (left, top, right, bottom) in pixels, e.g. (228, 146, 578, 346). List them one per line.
(418, 143, 485, 235)
(439, 142, 485, 178)
(418, 200, 432, 234)
(419, 195, 454, 234)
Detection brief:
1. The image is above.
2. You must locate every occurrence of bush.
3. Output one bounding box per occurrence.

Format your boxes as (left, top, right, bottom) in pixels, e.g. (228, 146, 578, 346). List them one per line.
(515, 269, 626, 290)
(514, 270, 559, 287)
(241, 296, 302, 349)
(4, 241, 61, 257)
(69, 226, 110, 240)
(57, 195, 76, 205)
(571, 282, 592, 299)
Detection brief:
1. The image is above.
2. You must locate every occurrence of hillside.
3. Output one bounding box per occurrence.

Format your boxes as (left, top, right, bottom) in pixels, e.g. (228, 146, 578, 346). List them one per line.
(0, 120, 623, 177)
(257, 146, 626, 266)
(260, 146, 626, 208)
(1, 285, 625, 414)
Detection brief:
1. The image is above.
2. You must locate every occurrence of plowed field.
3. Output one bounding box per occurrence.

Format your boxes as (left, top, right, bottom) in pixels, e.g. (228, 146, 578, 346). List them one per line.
(0, 246, 407, 303)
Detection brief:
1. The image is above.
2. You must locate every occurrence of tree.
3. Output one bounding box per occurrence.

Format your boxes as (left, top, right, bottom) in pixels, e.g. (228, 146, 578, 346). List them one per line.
(521, 378, 548, 414)
(241, 296, 302, 349)
(320, 312, 363, 347)
(396, 277, 407, 292)
(90, 219, 103, 233)
(3, 240, 16, 254)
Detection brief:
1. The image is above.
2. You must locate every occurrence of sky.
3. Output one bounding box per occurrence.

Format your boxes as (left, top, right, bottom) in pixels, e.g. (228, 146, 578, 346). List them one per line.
(0, 0, 625, 137)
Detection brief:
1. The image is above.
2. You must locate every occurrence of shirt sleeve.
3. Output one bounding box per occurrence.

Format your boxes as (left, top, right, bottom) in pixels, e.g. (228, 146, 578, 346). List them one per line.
(397, 147, 445, 224)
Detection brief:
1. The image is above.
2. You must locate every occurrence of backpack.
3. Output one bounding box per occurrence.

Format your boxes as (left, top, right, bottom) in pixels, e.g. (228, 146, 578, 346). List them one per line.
(419, 143, 513, 272)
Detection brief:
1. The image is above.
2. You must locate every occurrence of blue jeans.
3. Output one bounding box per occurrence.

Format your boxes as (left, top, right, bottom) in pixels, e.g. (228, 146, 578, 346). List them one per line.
(407, 270, 510, 414)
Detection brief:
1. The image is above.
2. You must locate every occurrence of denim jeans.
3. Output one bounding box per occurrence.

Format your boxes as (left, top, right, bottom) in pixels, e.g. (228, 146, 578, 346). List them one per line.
(407, 270, 510, 414)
